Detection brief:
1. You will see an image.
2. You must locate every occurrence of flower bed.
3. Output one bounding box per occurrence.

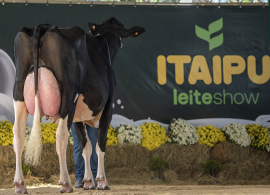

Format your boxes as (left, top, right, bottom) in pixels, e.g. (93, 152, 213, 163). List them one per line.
(0, 118, 270, 152)
(1, 119, 270, 153)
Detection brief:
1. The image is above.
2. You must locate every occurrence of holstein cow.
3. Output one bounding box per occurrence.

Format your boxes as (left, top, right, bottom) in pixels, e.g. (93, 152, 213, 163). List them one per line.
(13, 17, 145, 194)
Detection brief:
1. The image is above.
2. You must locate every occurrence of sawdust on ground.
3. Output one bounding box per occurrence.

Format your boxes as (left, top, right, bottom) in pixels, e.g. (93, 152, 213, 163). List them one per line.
(1, 185, 270, 195)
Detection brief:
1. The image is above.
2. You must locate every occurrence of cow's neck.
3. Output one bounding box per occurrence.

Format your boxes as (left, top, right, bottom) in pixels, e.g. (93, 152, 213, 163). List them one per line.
(102, 32, 121, 65)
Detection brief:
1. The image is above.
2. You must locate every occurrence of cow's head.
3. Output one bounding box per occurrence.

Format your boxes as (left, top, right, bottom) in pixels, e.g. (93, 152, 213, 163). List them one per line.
(88, 17, 145, 38)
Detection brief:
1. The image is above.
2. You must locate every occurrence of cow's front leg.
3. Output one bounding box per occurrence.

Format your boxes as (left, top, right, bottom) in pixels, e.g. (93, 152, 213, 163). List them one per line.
(13, 101, 28, 194)
(96, 142, 110, 190)
(56, 116, 73, 193)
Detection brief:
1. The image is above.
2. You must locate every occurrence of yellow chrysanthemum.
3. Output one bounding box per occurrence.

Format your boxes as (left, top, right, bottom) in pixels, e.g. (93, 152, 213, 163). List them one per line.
(197, 125, 226, 148)
(106, 125, 118, 145)
(0, 120, 14, 146)
(246, 124, 269, 150)
(41, 123, 58, 144)
(141, 122, 168, 151)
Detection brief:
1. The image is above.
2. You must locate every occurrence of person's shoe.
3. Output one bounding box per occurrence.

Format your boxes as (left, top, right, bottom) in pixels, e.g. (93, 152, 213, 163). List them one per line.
(75, 180, 84, 188)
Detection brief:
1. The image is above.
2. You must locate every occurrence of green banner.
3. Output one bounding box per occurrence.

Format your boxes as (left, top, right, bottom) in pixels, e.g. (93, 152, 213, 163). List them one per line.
(0, 4, 269, 127)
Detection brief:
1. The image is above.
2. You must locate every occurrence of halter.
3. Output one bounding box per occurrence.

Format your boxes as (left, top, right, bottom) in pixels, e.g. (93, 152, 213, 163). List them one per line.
(105, 37, 112, 66)
(104, 32, 123, 66)
(110, 32, 123, 49)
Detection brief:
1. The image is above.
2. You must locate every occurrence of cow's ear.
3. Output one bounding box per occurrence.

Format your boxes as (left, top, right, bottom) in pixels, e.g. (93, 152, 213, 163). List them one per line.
(124, 26, 145, 38)
(88, 22, 98, 35)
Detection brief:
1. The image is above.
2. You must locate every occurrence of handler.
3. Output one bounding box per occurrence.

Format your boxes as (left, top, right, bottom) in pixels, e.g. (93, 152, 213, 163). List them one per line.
(71, 124, 98, 188)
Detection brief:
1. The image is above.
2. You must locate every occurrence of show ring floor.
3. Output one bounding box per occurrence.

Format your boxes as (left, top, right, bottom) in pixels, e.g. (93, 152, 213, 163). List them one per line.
(1, 185, 270, 195)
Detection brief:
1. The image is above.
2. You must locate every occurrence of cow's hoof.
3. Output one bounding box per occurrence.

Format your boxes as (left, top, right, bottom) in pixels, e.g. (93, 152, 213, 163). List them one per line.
(97, 185, 110, 190)
(60, 188, 73, 193)
(83, 185, 96, 190)
(14, 181, 28, 194)
(96, 177, 110, 190)
(58, 182, 73, 193)
(83, 179, 96, 190)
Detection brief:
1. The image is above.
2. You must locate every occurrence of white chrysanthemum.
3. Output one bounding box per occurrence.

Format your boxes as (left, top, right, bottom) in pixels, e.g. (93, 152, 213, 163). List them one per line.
(168, 118, 198, 145)
(117, 124, 143, 145)
(222, 123, 251, 147)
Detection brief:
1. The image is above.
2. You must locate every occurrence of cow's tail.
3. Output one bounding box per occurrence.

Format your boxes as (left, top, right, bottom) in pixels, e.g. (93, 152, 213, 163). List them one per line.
(24, 25, 44, 166)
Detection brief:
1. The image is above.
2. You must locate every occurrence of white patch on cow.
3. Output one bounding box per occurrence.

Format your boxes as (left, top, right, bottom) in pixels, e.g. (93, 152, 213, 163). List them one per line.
(93, 109, 103, 128)
(121, 106, 124, 109)
(117, 99, 121, 104)
(73, 94, 104, 128)
(25, 95, 42, 166)
(112, 103, 115, 108)
(74, 93, 79, 103)
(13, 100, 28, 190)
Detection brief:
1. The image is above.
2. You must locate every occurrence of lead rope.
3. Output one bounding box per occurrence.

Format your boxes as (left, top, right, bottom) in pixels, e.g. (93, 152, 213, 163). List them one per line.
(105, 37, 112, 66)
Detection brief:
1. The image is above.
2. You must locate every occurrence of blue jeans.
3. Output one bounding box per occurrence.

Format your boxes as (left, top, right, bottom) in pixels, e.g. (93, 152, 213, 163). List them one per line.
(71, 124, 99, 182)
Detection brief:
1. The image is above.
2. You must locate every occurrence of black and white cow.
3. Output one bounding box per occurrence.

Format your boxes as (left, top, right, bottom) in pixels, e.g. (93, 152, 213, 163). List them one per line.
(13, 17, 145, 194)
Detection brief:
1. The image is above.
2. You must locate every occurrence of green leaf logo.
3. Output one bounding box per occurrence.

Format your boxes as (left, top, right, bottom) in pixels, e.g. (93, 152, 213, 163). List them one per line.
(195, 18, 224, 51)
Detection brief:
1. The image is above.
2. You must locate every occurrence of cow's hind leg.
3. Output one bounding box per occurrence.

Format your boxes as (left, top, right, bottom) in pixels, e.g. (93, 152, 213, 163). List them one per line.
(96, 99, 113, 190)
(13, 101, 28, 194)
(56, 116, 73, 193)
(73, 122, 96, 190)
(96, 142, 110, 190)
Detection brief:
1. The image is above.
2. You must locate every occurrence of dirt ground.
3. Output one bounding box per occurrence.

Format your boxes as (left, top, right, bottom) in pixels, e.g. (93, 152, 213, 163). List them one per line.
(1, 185, 270, 195)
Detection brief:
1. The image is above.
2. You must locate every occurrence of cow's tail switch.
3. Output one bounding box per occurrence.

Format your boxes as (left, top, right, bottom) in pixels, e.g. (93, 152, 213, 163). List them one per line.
(24, 25, 44, 166)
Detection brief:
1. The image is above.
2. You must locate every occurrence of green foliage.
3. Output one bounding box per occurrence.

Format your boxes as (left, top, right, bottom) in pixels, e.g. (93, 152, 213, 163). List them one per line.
(149, 157, 165, 172)
(203, 160, 220, 177)
(22, 164, 31, 175)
